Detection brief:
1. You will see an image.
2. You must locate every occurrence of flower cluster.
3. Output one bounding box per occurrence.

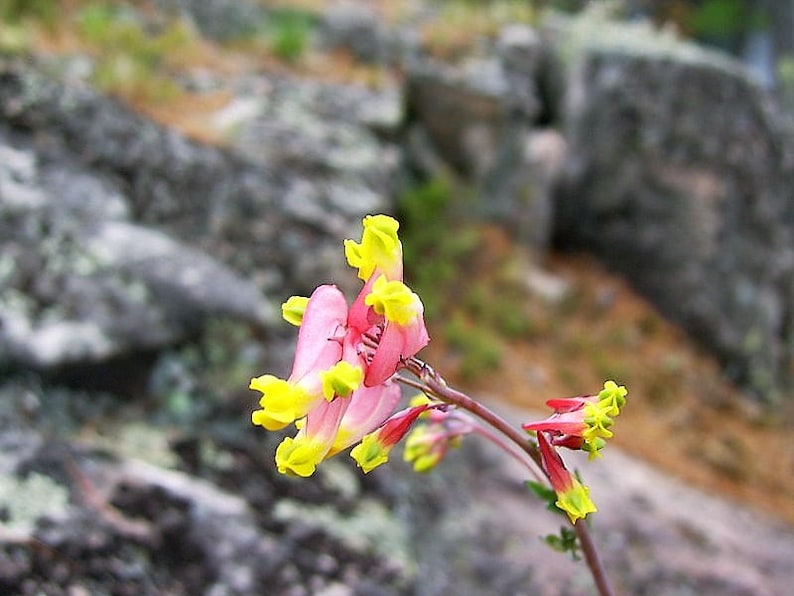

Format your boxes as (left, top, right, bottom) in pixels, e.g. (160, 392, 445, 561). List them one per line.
(523, 381, 627, 522)
(250, 215, 430, 476)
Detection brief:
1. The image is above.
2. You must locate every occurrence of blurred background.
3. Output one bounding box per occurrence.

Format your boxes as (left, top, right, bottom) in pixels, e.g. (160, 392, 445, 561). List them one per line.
(1, 1, 793, 594)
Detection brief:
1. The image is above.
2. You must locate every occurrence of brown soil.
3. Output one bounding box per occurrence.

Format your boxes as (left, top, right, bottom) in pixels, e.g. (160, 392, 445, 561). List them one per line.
(424, 226, 794, 525)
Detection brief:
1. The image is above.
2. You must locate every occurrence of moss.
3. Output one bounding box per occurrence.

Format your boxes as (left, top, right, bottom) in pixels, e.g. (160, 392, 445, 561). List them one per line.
(0, 472, 70, 534)
(273, 496, 414, 576)
(551, 2, 747, 76)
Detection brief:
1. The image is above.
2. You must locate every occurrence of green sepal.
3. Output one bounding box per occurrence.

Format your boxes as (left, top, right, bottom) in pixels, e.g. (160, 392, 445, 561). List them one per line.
(542, 526, 581, 561)
(526, 480, 566, 517)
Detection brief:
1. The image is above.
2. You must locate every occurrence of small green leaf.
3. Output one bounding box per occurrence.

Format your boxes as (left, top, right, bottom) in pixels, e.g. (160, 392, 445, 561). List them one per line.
(542, 527, 581, 561)
(526, 480, 565, 516)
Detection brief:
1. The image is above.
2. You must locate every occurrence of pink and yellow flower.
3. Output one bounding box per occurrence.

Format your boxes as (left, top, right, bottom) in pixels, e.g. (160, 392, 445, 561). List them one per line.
(250, 285, 350, 431)
(350, 403, 431, 473)
(251, 214, 430, 476)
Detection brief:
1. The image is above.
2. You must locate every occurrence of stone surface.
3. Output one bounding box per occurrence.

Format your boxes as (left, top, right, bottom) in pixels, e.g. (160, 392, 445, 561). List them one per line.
(404, 30, 559, 252)
(0, 124, 273, 371)
(0, 54, 399, 372)
(551, 10, 794, 400)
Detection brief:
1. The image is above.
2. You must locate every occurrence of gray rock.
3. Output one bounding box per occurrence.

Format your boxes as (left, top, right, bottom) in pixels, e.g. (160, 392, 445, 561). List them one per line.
(154, 0, 268, 42)
(552, 10, 794, 400)
(404, 37, 558, 252)
(0, 125, 273, 370)
(0, 57, 392, 297)
(318, 4, 396, 65)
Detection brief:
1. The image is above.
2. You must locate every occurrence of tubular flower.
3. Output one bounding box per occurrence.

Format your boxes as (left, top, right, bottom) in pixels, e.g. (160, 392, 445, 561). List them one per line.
(403, 425, 452, 472)
(275, 396, 349, 477)
(362, 275, 429, 386)
(522, 381, 627, 459)
(327, 381, 402, 457)
(402, 407, 474, 473)
(250, 285, 348, 430)
(350, 403, 431, 473)
(536, 431, 597, 523)
(344, 214, 403, 281)
(251, 214, 431, 477)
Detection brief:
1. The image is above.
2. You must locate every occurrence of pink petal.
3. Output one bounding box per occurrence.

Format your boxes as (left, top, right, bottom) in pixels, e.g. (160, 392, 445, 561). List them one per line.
(348, 275, 382, 334)
(365, 318, 429, 386)
(291, 285, 348, 380)
(328, 381, 402, 455)
(302, 394, 350, 448)
(545, 396, 593, 413)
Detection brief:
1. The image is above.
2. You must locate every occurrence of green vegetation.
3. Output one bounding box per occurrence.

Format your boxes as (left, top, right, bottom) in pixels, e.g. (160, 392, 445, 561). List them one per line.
(75, 3, 199, 103)
(265, 8, 315, 63)
(0, 0, 55, 25)
(399, 176, 535, 380)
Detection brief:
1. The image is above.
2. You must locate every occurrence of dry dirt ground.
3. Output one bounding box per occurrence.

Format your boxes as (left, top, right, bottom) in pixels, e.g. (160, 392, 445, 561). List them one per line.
(428, 227, 794, 527)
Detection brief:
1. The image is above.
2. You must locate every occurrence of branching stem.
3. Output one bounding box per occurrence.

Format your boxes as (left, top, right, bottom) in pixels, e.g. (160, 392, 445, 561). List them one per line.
(401, 357, 615, 596)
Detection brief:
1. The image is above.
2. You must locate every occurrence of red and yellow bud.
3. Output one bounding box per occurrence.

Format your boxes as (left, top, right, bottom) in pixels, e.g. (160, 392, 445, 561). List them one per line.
(536, 431, 597, 523)
(350, 404, 430, 473)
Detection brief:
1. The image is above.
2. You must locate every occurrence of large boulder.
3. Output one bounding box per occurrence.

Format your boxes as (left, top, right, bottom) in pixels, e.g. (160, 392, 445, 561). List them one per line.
(404, 26, 563, 252)
(551, 10, 794, 401)
(0, 55, 398, 373)
(0, 125, 273, 371)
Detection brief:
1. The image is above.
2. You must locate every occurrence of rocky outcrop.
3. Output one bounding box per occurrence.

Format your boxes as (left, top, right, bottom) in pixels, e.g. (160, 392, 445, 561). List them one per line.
(0, 54, 398, 373)
(0, 126, 274, 370)
(3, 4, 794, 595)
(404, 26, 564, 252)
(550, 11, 794, 401)
(3, 380, 793, 596)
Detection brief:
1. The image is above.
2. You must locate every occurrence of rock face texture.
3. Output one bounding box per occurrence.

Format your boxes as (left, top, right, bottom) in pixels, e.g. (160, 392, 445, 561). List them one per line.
(399, 11, 794, 403)
(3, 4, 794, 596)
(404, 25, 563, 252)
(550, 14, 794, 401)
(0, 55, 397, 373)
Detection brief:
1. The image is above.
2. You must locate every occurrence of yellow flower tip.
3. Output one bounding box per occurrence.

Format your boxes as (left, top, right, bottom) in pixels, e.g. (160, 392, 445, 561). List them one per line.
(281, 295, 309, 326)
(408, 393, 434, 407)
(249, 374, 279, 393)
(251, 409, 290, 431)
(319, 361, 364, 400)
(599, 380, 628, 413)
(275, 436, 325, 477)
(403, 427, 442, 472)
(350, 434, 390, 473)
(344, 215, 402, 280)
(249, 375, 313, 428)
(364, 276, 422, 325)
(410, 452, 442, 473)
(557, 479, 598, 523)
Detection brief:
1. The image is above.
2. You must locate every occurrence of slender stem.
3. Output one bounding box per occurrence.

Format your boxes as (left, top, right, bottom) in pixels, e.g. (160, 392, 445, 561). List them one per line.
(575, 520, 615, 596)
(395, 373, 542, 480)
(405, 358, 543, 469)
(401, 357, 615, 596)
(470, 423, 545, 482)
